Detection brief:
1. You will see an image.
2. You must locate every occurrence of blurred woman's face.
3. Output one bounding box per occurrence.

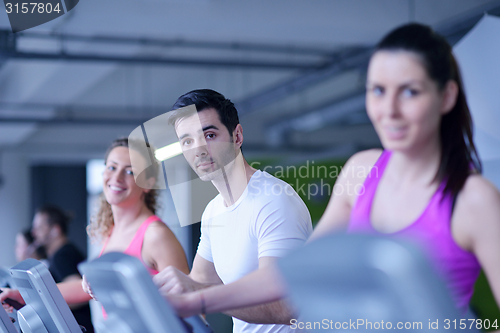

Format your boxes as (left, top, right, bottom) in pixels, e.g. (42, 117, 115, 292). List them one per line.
(366, 50, 450, 153)
(102, 146, 151, 208)
(15, 233, 29, 262)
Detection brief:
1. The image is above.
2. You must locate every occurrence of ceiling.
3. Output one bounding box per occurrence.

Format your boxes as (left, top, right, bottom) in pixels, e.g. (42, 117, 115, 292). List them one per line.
(0, 0, 499, 164)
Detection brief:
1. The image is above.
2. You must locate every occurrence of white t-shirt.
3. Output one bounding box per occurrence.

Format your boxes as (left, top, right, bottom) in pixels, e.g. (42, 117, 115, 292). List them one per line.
(197, 170, 313, 333)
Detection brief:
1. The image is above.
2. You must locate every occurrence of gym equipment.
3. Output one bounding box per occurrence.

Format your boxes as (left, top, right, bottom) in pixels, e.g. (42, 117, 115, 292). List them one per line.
(0, 306, 17, 333)
(9, 259, 83, 333)
(79, 252, 212, 333)
(278, 233, 478, 332)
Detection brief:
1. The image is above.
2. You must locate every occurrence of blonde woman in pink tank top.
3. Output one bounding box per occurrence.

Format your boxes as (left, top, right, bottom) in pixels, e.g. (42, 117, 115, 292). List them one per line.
(87, 138, 188, 274)
(83, 138, 189, 296)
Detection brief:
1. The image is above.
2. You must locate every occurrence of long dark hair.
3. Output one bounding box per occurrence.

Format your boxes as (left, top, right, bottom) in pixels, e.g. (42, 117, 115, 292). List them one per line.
(375, 23, 482, 198)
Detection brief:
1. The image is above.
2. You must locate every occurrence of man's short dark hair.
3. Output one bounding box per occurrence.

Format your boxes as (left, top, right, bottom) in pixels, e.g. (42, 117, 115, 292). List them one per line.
(36, 205, 71, 236)
(169, 89, 240, 136)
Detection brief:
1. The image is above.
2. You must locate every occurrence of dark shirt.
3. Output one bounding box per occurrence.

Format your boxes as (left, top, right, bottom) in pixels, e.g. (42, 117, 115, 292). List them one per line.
(49, 243, 94, 333)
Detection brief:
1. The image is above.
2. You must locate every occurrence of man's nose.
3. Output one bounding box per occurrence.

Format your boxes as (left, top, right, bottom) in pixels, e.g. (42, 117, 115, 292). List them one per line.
(191, 138, 209, 157)
(194, 143, 209, 157)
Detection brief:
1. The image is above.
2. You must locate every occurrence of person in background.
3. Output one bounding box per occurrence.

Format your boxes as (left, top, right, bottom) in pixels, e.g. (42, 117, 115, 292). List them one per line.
(15, 228, 47, 263)
(27, 205, 93, 333)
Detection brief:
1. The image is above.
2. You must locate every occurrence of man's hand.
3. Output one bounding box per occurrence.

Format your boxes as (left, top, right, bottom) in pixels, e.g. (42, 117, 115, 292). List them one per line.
(153, 266, 206, 296)
(166, 292, 202, 318)
(0, 288, 25, 313)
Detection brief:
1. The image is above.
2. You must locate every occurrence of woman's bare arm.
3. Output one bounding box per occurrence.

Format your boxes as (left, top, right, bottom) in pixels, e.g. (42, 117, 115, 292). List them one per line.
(143, 221, 190, 274)
(309, 149, 382, 242)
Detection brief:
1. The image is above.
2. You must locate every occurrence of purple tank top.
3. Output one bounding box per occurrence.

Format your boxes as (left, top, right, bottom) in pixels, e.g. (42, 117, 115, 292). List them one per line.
(348, 150, 480, 312)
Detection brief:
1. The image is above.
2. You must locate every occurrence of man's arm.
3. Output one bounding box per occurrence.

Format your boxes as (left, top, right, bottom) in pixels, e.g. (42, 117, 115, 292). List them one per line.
(154, 254, 223, 296)
(222, 257, 294, 324)
(167, 258, 288, 319)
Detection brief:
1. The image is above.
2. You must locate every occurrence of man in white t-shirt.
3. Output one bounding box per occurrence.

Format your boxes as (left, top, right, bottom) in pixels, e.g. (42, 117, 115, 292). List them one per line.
(153, 89, 312, 333)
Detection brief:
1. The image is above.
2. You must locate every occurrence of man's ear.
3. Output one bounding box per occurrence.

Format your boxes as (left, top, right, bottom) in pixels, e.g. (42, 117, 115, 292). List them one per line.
(441, 80, 459, 115)
(50, 225, 61, 238)
(233, 124, 243, 148)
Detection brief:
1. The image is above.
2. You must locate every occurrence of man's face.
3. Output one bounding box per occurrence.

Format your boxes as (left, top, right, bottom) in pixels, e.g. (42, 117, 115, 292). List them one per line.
(175, 108, 237, 181)
(31, 212, 53, 246)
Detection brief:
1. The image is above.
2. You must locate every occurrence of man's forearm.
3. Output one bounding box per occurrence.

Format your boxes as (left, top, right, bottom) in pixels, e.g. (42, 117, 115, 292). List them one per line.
(201, 265, 286, 313)
(187, 273, 221, 290)
(224, 299, 295, 325)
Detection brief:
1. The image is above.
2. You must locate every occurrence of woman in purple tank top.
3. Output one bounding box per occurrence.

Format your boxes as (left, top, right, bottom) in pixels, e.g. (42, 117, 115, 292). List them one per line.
(311, 24, 500, 314)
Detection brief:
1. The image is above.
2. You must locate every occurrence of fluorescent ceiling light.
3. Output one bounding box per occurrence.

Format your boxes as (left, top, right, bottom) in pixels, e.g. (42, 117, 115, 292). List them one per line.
(155, 141, 182, 161)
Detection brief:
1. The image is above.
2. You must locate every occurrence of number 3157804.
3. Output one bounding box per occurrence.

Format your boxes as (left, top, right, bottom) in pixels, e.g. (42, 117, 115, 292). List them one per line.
(5, 3, 62, 14)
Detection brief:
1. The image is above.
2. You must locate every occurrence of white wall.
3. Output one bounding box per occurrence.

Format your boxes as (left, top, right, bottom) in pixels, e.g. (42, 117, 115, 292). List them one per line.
(483, 160, 500, 190)
(0, 152, 31, 268)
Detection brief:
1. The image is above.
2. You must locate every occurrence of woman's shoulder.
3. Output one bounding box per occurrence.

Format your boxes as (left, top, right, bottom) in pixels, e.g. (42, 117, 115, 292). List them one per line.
(459, 174, 500, 206)
(146, 218, 174, 236)
(453, 174, 500, 250)
(143, 219, 179, 249)
(341, 149, 384, 181)
(346, 149, 383, 169)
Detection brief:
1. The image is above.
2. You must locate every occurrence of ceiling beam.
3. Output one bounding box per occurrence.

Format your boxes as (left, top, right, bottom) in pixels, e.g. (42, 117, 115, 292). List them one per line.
(236, 47, 371, 115)
(0, 116, 147, 126)
(18, 31, 336, 57)
(0, 28, 337, 70)
(0, 49, 325, 70)
(266, 92, 367, 147)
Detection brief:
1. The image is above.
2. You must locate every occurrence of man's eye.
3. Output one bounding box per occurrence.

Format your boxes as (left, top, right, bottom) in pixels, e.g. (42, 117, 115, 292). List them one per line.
(126, 170, 134, 175)
(107, 166, 115, 171)
(182, 139, 192, 146)
(206, 133, 215, 139)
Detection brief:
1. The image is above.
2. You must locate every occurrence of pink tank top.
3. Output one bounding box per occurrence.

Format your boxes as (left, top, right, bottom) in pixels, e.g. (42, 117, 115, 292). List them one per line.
(348, 150, 480, 312)
(99, 215, 161, 275)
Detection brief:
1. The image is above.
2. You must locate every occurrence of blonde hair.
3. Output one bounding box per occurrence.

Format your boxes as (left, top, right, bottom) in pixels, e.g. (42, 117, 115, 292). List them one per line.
(87, 138, 159, 242)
